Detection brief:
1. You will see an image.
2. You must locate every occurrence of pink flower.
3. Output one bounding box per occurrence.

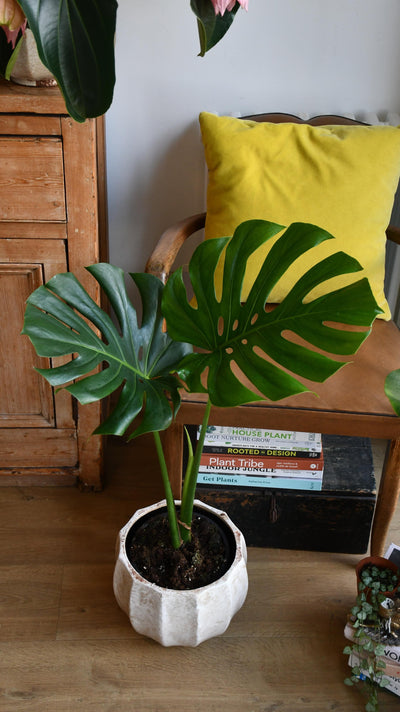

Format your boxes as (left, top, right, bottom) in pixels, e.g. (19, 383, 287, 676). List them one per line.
(1, 21, 26, 48)
(211, 0, 248, 16)
(0, 0, 27, 48)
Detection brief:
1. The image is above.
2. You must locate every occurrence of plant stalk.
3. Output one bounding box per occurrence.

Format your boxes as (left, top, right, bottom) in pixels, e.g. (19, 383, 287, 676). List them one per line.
(153, 431, 181, 549)
(179, 397, 212, 543)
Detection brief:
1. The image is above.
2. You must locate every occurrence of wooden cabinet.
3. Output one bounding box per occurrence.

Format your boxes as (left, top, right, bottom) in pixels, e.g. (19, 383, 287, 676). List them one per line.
(0, 80, 108, 489)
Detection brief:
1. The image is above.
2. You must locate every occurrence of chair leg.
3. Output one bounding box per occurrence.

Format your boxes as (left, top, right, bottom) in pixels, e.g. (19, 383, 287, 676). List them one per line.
(370, 438, 400, 556)
(160, 422, 184, 499)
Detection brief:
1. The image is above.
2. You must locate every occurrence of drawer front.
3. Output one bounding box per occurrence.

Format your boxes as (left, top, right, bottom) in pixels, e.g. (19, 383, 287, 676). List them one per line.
(0, 137, 66, 221)
(0, 114, 61, 136)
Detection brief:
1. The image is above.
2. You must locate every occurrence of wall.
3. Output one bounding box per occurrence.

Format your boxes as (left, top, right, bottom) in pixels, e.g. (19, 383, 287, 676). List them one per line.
(105, 0, 400, 276)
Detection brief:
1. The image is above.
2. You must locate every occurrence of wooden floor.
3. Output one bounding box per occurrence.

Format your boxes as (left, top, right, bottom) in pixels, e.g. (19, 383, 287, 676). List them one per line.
(1, 436, 399, 712)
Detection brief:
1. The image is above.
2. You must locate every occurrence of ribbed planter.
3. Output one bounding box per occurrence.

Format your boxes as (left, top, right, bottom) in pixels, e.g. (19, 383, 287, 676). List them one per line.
(113, 499, 248, 646)
(11, 29, 56, 87)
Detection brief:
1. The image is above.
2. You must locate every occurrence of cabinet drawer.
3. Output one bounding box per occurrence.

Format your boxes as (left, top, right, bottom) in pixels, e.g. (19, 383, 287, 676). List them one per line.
(0, 137, 66, 221)
(0, 114, 61, 136)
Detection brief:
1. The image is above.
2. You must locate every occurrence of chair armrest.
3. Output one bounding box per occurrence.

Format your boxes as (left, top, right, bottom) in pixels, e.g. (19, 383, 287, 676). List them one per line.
(146, 214, 400, 282)
(387, 224, 400, 245)
(145, 212, 206, 282)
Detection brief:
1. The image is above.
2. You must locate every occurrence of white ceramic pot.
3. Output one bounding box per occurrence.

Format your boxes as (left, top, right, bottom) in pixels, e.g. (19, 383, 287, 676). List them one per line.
(113, 499, 248, 646)
(11, 29, 57, 87)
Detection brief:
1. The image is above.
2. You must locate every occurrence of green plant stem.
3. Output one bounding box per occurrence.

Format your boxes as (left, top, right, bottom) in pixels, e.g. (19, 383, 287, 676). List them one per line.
(180, 397, 212, 543)
(153, 431, 181, 549)
(4, 33, 24, 80)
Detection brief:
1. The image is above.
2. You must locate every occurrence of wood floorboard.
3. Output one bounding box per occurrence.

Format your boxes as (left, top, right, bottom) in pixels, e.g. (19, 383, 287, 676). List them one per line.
(0, 435, 399, 711)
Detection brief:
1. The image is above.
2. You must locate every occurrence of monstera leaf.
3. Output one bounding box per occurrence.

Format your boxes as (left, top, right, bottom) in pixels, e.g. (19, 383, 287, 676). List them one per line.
(22, 265, 191, 438)
(162, 220, 381, 407)
(18, 0, 117, 122)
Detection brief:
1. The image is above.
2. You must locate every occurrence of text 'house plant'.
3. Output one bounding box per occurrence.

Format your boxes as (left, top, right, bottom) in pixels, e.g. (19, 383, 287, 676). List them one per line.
(22, 219, 381, 644)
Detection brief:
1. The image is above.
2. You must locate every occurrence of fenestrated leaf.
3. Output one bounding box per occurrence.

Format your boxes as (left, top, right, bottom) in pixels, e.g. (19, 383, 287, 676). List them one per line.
(162, 220, 381, 407)
(22, 264, 192, 438)
(18, 0, 117, 122)
(190, 0, 239, 56)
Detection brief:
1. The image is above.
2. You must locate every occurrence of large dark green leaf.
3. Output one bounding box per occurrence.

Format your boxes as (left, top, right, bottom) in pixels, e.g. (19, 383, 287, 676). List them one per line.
(190, 0, 239, 56)
(162, 220, 381, 407)
(18, 0, 117, 122)
(22, 264, 192, 438)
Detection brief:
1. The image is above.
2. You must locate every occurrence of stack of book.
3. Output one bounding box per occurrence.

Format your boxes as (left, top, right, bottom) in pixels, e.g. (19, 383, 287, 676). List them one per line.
(196, 425, 324, 491)
(344, 543, 400, 698)
(344, 621, 400, 696)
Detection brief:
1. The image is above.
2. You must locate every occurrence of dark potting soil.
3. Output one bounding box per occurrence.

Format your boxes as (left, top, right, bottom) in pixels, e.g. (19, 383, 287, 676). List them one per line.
(126, 511, 232, 590)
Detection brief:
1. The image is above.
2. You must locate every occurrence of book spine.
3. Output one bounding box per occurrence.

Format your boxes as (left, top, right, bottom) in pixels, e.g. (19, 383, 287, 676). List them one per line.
(202, 435, 322, 451)
(202, 445, 322, 459)
(378, 657, 400, 677)
(200, 453, 324, 472)
(203, 426, 322, 444)
(348, 653, 400, 695)
(345, 623, 400, 665)
(196, 471, 323, 490)
(199, 469, 323, 481)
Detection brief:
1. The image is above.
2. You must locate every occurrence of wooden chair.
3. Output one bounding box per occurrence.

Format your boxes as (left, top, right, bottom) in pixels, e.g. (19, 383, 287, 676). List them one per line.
(145, 114, 400, 556)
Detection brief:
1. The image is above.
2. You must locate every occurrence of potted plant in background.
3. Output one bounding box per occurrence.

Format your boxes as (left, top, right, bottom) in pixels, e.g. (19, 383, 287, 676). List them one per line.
(344, 556, 400, 711)
(191, 0, 249, 56)
(0, 0, 117, 122)
(22, 218, 380, 645)
(0, 0, 248, 122)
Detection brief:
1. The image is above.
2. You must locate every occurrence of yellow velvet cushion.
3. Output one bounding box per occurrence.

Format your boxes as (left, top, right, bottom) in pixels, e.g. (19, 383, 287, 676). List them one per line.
(199, 112, 400, 320)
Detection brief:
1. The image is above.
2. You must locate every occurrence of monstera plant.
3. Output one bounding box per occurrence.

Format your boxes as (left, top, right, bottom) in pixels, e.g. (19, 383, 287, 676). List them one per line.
(22, 219, 380, 550)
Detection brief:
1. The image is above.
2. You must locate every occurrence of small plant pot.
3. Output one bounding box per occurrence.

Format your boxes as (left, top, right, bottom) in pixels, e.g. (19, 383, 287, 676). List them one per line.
(113, 499, 248, 646)
(11, 29, 57, 87)
(356, 555, 400, 600)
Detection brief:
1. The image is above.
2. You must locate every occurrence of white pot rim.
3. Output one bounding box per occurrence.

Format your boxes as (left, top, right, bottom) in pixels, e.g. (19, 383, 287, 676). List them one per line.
(118, 498, 247, 593)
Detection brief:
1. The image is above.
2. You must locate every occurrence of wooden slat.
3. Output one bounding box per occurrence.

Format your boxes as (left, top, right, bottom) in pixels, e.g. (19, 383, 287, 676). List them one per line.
(0, 428, 77, 467)
(0, 137, 66, 221)
(95, 116, 109, 264)
(61, 116, 106, 489)
(0, 263, 53, 425)
(0, 470, 77, 485)
(0, 114, 61, 136)
(0, 238, 66, 268)
(176, 397, 400, 440)
(0, 78, 67, 114)
(0, 564, 64, 640)
(0, 222, 67, 238)
(62, 117, 102, 281)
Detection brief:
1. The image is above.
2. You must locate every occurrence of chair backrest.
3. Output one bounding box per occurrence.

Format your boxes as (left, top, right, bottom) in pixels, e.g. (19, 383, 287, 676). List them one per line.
(244, 112, 365, 126)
